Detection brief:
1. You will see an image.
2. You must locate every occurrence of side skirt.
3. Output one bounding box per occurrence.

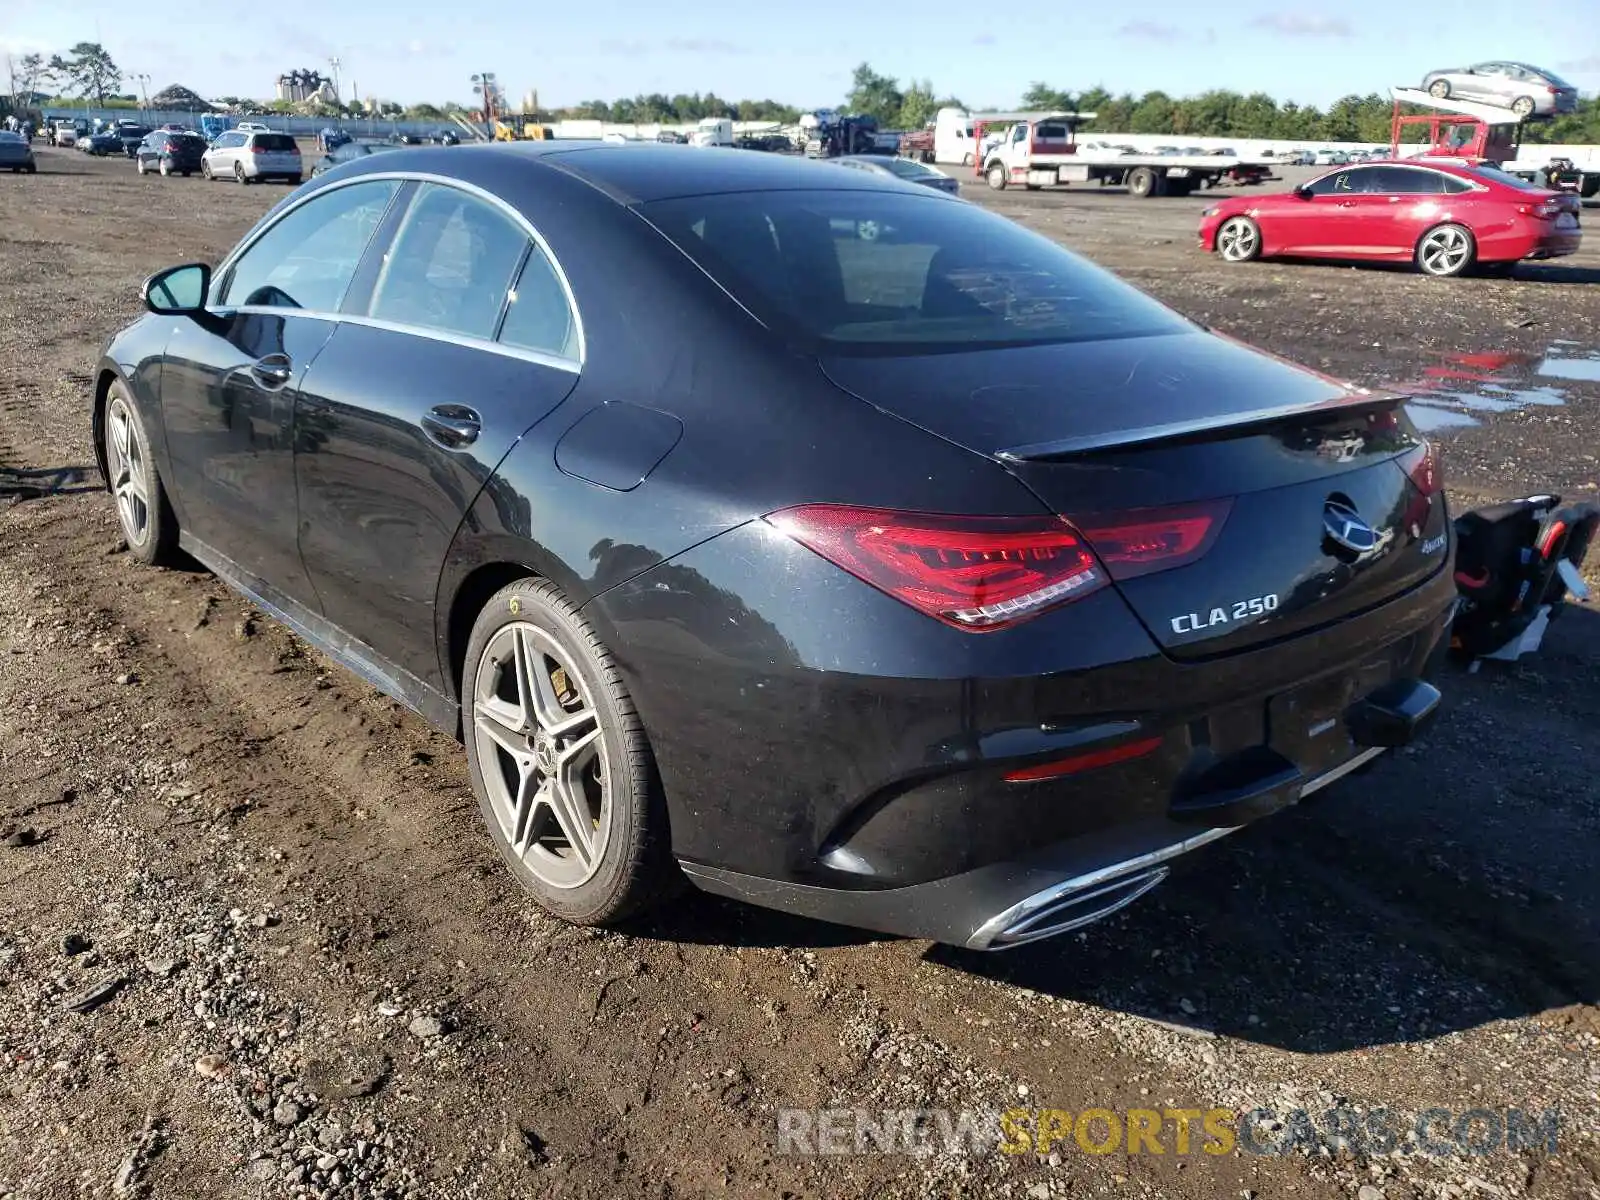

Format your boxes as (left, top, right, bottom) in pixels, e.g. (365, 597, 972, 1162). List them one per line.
(178, 532, 461, 737)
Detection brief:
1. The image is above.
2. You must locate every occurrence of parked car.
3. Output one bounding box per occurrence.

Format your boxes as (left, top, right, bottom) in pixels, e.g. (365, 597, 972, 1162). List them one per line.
(1421, 62, 1580, 118)
(48, 121, 77, 148)
(655, 130, 687, 144)
(0, 131, 37, 174)
(201, 129, 303, 184)
(136, 130, 208, 177)
(831, 153, 961, 195)
(310, 138, 402, 177)
(235, 121, 273, 133)
(115, 122, 150, 157)
(82, 130, 123, 156)
(1200, 160, 1582, 277)
(96, 143, 1456, 951)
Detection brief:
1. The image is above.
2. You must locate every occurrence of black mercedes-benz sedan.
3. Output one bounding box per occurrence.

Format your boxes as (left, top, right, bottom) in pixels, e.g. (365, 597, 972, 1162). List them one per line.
(93, 143, 1456, 949)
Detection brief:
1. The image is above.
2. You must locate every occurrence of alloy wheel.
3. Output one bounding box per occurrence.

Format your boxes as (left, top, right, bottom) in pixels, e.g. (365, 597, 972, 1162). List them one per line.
(472, 623, 610, 889)
(1418, 225, 1471, 276)
(1217, 217, 1259, 262)
(106, 396, 150, 547)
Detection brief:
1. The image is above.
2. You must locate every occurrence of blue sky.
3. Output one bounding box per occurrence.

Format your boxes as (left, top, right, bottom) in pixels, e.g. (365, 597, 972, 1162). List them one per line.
(5, 0, 1598, 111)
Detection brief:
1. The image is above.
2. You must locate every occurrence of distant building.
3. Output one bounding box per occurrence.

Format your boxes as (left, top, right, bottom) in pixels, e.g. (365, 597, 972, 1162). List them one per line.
(275, 69, 336, 105)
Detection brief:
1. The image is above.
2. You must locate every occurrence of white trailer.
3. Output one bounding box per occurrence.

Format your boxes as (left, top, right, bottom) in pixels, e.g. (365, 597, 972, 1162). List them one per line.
(980, 116, 1265, 197)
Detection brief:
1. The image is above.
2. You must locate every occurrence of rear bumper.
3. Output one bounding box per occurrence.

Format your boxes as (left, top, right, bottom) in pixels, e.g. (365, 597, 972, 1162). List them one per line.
(685, 733, 1411, 950)
(1523, 231, 1582, 260)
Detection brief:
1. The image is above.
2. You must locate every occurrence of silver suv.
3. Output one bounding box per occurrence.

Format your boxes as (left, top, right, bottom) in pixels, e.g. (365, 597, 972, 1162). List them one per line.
(202, 129, 303, 185)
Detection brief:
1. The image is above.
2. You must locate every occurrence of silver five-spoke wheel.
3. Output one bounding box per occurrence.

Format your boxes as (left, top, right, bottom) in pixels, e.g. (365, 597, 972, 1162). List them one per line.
(1216, 216, 1261, 263)
(1417, 224, 1473, 277)
(107, 395, 151, 548)
(473, 622, 610, 889)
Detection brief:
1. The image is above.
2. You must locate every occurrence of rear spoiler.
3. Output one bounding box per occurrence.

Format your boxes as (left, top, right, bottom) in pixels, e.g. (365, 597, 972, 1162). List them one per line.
(995, 388, 1411, 462)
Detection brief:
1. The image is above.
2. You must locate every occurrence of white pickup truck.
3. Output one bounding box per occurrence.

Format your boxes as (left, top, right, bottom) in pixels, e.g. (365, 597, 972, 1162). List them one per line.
(981, 118, 1270, 197)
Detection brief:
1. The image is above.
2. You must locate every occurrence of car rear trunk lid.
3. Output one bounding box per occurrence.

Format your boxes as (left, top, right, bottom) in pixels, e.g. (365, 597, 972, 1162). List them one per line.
(819, 332, 1450, 659)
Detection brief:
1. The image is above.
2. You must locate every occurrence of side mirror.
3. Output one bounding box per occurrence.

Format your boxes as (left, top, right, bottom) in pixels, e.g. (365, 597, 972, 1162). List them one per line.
(142, 263, 211, 315)
(1293, 183, 1312, 199)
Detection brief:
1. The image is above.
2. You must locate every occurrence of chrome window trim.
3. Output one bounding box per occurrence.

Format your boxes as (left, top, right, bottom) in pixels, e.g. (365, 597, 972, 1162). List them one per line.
(208, 169, 587, 365)
(226, 305, 580, 374)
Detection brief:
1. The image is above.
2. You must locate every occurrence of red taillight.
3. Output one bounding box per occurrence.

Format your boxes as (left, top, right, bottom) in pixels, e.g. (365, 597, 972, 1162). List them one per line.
(766, 505, 1107, 631)
(1400, 441, 1443, 498)
(1074, 500, 1232, 582)
(1519, 201, 1561, 219)
(1004, 735, 1164, 783)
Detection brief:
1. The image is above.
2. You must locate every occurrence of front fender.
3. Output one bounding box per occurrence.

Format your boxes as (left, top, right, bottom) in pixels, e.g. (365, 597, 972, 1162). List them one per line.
(93, 314, 173, 492)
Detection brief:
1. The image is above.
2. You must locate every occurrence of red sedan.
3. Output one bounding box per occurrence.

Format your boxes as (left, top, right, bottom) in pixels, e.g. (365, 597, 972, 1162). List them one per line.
(1198, 160, 1582, 277)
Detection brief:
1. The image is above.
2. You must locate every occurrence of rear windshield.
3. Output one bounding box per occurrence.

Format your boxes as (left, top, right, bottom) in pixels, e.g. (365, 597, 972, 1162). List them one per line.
(639, 189, 1188, 355)
(253, 134, 298, 152)
(883, 157, 941, 180)
(170, 134, 206, 147)
(1465, 165, 1550, 192)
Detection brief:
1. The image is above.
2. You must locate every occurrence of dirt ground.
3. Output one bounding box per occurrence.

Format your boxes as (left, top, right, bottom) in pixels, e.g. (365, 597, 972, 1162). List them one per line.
(1, 148, 1598, 1200)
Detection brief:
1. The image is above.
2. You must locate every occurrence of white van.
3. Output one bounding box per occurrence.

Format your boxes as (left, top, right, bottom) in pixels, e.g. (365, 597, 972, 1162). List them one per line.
(933, 107, 977, 166)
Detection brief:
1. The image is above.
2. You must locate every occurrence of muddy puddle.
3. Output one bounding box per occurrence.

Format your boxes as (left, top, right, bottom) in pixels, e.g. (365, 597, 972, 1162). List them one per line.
(1395, 342, 1600, 431)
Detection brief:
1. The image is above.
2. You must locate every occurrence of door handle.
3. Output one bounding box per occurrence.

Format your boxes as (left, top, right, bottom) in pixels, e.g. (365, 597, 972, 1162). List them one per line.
(421, 405, 481, 448)
(250, 353, 292, 387)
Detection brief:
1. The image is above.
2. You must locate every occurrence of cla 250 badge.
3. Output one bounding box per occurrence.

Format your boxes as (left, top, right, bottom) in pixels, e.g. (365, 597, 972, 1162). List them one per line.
(1170, 593, 1280, 634)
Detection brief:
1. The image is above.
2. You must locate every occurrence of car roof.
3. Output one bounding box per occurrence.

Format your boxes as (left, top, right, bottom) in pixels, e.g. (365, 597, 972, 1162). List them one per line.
(478, 141, 914, 203)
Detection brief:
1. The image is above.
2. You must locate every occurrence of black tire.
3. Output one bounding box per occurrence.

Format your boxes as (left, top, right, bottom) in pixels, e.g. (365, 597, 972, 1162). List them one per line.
(462, 577, 680, 926)
(202, 161, 214, 181)
(159, 159, 171, 177)
(1511, 96, 1535, 119)
(1428, 79, 1451, 100)
(101, 380, 180, 567)
(986, 162, 1007, 190)
(235, 163, 250, 184)
(25, 162, 35, 174)
(1128, 166, 1162, 198)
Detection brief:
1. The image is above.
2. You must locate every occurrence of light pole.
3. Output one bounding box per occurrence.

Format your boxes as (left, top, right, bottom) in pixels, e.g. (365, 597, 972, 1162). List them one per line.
(471, 72, 499, 135)
(133, 72, 151, 121)
(328, 56, 342, 105)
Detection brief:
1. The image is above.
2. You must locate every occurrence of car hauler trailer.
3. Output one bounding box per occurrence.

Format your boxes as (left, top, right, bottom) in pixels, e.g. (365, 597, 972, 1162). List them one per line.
(978, 113, 1262, 196)
(1383, 85, 1600, 197)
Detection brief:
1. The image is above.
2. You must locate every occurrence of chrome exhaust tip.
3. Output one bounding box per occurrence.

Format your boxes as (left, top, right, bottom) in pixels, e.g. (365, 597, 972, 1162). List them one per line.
(966, 864, 1172, 951)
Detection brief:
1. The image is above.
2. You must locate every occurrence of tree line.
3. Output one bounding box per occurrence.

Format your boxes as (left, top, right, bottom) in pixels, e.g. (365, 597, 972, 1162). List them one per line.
(10, 44, 1598, 145)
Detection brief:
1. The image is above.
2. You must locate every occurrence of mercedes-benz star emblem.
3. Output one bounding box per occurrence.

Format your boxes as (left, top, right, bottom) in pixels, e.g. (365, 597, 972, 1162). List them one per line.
(1323, 498, 1381, 556)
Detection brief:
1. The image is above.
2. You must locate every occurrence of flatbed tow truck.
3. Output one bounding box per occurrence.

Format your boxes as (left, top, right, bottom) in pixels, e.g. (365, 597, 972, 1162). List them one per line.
(978, 112, 1274, 197)
(1386, 86, 1599, 198)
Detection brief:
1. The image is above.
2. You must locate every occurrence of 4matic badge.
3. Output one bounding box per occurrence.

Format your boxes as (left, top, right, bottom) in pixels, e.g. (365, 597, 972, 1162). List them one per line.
(1170, 593, 1280, 635)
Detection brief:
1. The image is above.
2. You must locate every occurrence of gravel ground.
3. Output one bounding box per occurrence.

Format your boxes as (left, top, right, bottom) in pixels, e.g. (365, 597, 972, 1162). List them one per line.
(1, 148, 1598, 1200)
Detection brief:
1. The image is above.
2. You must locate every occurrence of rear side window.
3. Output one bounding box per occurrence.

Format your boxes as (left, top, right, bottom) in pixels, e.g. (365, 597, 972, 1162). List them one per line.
(640, 189, 1188, 354)
(1366, 167, 1446, 194)
(497, 246, 580, 360)
(368, 183, 529, 340)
